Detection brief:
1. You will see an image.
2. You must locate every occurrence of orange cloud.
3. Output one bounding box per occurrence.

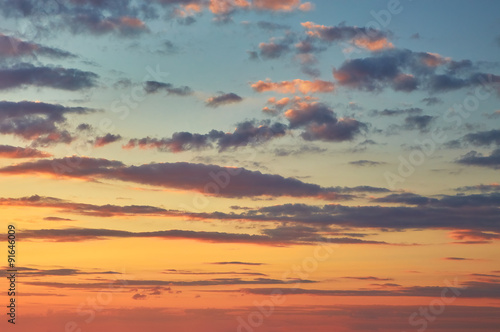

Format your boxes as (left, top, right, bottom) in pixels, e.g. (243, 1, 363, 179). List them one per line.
(251, 79, 334, 94)
(209, 0, 250, 15)
(253, 0, 312, 12)
(353, 37, 393, 51)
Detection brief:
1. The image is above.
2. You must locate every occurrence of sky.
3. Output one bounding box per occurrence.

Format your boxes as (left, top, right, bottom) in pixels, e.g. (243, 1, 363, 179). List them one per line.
(0, 0, 500, 331)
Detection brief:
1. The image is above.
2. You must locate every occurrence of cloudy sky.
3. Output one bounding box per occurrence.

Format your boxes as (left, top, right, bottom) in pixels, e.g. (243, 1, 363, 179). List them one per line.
(1, 0, 500, 331)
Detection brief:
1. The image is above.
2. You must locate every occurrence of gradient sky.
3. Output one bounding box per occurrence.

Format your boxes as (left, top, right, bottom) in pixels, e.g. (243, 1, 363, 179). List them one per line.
(1, 1, 500, 331)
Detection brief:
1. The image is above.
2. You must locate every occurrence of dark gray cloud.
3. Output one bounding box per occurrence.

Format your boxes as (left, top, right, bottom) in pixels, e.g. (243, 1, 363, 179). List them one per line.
(285, 102, 366, 142)
(421, 96, 443, 106)
(457, 149, 500, 169)
(258, 35, 294, 59)
(0, 63, 98, 91)
(373, 192, 500, 208)
(125, 120, 286, 152)
(94, 133, 122, 147)
(237, 280, 500, 298)
(3, 192, 500, 234)
(205, 92, 243, 108)
(464, 129, 500, 146)
(370, 108, 422, 117)
(333, 48, 500, 93)
(402, 115, 435, 132)
(0, 100, 97, 146)
(18, 226, 389, 245)
(256, 21, 290, 31)
(234, 200, 500, 232)
(455, 184, 500, 193)
(144, 80, 193, 96)
(0, 159, 387, 200)
(349, 160, 386, 167)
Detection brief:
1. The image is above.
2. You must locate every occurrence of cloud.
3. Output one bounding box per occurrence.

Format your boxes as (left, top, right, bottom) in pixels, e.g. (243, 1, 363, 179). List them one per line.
(333, 48, 500, 93)
(0, 100, 97, 146)
(229, 200, 500, 231)
(284, 102, 366, 142)
(144, 81, 193, 96)
(457, 149, 500, 169)
(125, 120, 286, 152)
(68, 15, 149, 36)
(0, 33, 76, 59)
(373, 192, 500, 208)
(0, 267, 120, 277)
(402, 115, 435, 132)
(205, 92, 243, 108)
(455, 183, 500, 193)
(209, 261, 264, 266)
(0, 145, 52, 158)
(43, 216, 74, 221)
(26, 277, 315, 289)
(421, 96, 442, 106)
(18, 226, 390, 246)
(341, 276, 393, 281)
(0, 158, 371, 200)
(256, 21, 290, 31)
(251, 79, 334, 94)
(348, 160, 386, 167)
(132, 293, 147, 300)
(0, 63, 99, 91)
(237, 281, 500, 298)
(370, 108, 422, 117)
(5, 192, 500, 236)
(163, 269, 267, 276)
(0, 194, 180, 218)
(442, 257, 475, 261)
(252, 0, 312, 12)
(463, 129, 500, 147)
(449, 230, 500, 242)
(301, 22, 393, 51)
(94, 133, 122, 147)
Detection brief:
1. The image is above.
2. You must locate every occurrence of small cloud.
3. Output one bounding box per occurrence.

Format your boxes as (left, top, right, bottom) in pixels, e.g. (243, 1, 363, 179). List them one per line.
(205, 92, 243, 108)
(410, 33, 421, 40)
(349, 160, 386, 167)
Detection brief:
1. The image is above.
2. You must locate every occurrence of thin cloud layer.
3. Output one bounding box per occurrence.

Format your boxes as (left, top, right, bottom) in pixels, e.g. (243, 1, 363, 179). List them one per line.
(0, 33, 76, 58)
(144, 81, 193, 96)
(0, 158, 369, 200)
(0, 145, 52, 158)
(0, 63, 98, 91)
(125, 120, 287, 152)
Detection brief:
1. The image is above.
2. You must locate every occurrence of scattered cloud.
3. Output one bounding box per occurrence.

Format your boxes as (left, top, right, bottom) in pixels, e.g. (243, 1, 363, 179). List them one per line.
(205, 92, 243, 108)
